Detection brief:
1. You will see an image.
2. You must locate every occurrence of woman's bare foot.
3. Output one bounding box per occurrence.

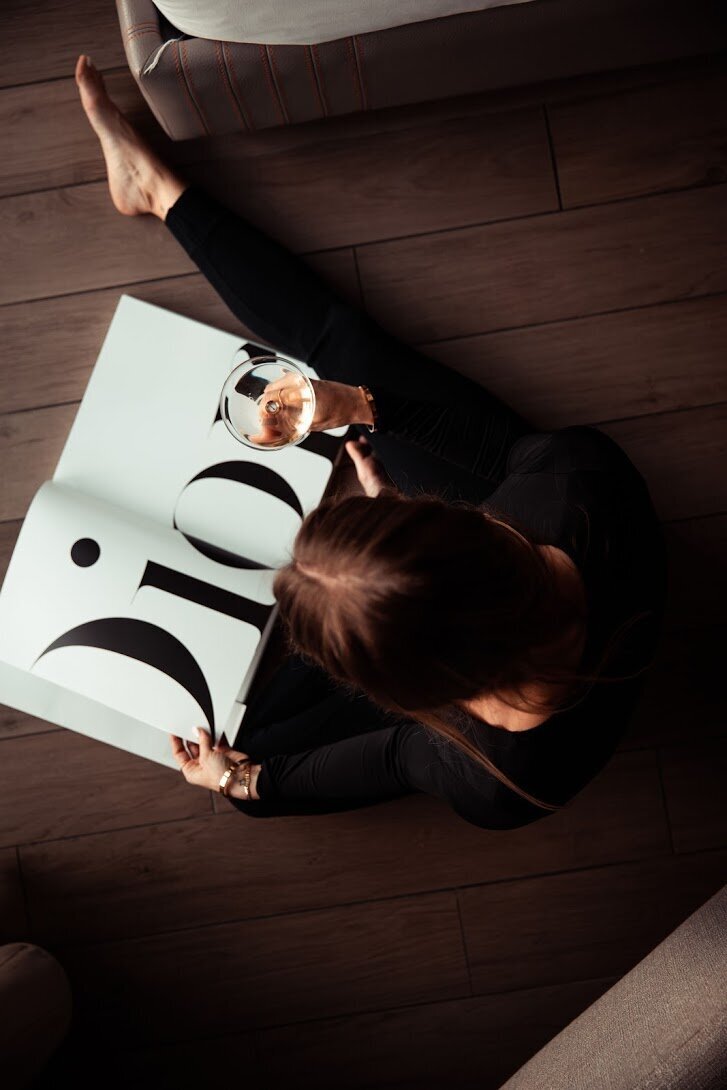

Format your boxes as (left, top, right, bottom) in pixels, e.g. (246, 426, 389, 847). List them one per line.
(74, 53, 187, 220)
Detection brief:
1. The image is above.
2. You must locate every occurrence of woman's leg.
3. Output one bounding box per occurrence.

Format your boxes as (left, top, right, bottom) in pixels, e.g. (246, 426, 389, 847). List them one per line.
(76, 55, 536, 501)
(164, 185, 535, 499)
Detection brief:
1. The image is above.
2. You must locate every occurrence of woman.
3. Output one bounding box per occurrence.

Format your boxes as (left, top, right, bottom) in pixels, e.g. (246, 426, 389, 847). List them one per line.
(75, 55, 668, 829)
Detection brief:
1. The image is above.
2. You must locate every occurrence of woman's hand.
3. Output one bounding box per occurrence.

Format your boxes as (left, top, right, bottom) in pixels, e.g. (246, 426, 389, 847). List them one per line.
(345, 434, 396, 498)
(309, 380, 374, 431)
(169, 727, 250, 792)
(248, 377, 373, 444)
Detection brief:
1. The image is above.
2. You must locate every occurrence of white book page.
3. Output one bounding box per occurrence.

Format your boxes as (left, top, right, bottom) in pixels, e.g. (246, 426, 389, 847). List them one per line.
(53, 294, 346, 568)
(0, 659, 181, 770)
(0, 480, 277, 749)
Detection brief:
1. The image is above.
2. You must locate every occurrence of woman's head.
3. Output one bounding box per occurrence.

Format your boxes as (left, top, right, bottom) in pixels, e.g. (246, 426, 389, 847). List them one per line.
(274, 491, 579, 713)
(273, 490, 653, 811)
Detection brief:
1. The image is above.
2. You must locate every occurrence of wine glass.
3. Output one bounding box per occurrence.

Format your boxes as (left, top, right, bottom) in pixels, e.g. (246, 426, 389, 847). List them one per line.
(220, 355, 316, 450)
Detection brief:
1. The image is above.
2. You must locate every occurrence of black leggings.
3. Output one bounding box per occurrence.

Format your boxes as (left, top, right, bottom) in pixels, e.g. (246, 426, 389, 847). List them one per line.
(164, 184, 537, 812)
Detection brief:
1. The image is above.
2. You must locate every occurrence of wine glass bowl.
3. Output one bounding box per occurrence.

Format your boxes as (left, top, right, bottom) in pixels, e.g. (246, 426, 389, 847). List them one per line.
(220, 355, 316, 450)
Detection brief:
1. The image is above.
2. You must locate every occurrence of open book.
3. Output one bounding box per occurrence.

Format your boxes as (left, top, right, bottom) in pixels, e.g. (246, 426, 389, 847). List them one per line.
(0, 295, 347, 769)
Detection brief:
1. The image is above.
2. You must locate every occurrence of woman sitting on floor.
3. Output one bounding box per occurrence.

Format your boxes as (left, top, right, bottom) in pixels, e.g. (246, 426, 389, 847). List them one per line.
(74, 54, 667, 829)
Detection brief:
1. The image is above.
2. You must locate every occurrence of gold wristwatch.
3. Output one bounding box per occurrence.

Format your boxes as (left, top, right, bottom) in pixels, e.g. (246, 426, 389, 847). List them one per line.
(358, 385, 378, 433)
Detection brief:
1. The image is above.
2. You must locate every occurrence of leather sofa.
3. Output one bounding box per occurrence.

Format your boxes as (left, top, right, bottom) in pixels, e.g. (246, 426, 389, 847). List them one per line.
(115, 0, 727, 139)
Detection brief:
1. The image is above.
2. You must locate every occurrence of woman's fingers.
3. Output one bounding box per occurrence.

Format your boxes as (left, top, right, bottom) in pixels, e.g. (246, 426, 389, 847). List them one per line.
(226, 748, 251, 763)
(247, 419, 284, 446)
(345, 437, 396, 499)
(345, 437, 371, 462)
(169, 734, 191, 769)
(195, 726, 212, 755)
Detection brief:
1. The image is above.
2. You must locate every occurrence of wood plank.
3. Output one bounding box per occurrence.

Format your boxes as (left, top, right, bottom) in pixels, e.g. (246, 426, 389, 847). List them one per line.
(660, 739, 727, 853)
(256, 977, 615, 1090)
(32, 1025, 262, 1090)
(0, 730, 210, 849)
(0, 71, 156, 198)
(105, 1037, 263, 1089)
(0, 3, 127, 89)
(0, 72, 558, 243)
(0, 401, 78, 522)
(0, 519, 19, 585)
(662, 514, 727, 627)
(599, 402, 727, 521)
(418, 294, 727, 431)
(355, 186, 727, 343)
(180, 108, 559, 252)
(549, 71, 727, 208)
(0, 250, 360, 416)
(0, 846, 28, 942)
(0, 705, 61, 742)
(620, 624, 727, 751)
(458, 849, 727, 996)
(0, 183, 197, 306)
(60, 892, 468, 1041)
(19, 749, 669, 946)
(0, 111, 556, 306)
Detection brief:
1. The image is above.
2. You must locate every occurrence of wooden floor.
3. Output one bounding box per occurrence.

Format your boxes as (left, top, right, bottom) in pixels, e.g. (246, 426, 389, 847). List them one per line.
(1, 8, 726, 1087)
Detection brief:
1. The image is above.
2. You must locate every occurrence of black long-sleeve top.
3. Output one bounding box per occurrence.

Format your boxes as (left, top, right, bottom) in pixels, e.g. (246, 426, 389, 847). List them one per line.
(160, 185, 668, 830)
(230, 390, 668, 830)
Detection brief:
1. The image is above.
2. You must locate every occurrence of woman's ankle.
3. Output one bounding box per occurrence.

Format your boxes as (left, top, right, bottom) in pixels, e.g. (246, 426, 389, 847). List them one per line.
(157, 176, 189, 222)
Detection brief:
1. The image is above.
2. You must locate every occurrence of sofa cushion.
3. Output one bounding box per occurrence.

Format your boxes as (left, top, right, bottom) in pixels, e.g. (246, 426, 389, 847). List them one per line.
(498, 883, 727, 1090)
(152, 0, 535, 45)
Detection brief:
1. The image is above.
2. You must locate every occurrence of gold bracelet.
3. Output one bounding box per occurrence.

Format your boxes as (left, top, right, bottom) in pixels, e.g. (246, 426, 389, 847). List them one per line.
(237, 761, 252, 800)
(358, 385, 378, 433)
(218, 758, 251, 799)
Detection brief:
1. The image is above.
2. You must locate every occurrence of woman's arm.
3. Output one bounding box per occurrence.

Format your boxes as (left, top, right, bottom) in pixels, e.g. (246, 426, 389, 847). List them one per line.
(309, 304, 536, 489)
(164, 188, 534, 489)
(222, 719, 541, 829)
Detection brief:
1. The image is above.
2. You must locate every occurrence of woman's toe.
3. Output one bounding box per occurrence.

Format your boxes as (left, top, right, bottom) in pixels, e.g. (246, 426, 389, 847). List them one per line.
(76, 55, 108, 112)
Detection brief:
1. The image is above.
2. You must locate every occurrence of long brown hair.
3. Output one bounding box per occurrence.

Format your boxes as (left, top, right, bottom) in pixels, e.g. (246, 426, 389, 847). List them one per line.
(272, 490, 657, 812)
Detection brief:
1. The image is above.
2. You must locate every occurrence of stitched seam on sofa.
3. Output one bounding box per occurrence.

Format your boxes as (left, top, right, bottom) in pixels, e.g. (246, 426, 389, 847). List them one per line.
(215, 40, 248, 131)
(258, 44, 287, 125)
(180, 39, 211, 135)
(346, 36, 364, 112)
(127, 29, 160, 43)
(223, 42, 256, 131)
(352, 36, 368, 111)
(310, 44, 329, 116)
(305, 44, 326, 118)
(173, 40, 206, 137)
(265, 45, 290, 125)
(125, 21, 159, 37)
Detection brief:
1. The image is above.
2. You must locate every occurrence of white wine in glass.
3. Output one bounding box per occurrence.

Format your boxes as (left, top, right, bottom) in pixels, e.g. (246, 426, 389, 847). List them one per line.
(220, 356, 316, 450)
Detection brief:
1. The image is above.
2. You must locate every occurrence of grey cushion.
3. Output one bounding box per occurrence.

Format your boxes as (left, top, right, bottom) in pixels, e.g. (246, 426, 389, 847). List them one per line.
(498, 884, 727, 1090)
